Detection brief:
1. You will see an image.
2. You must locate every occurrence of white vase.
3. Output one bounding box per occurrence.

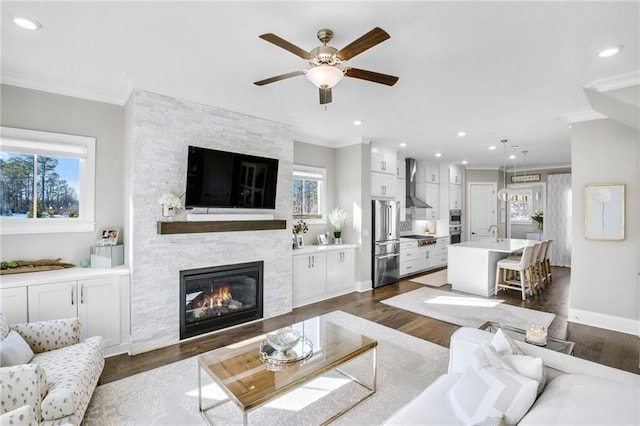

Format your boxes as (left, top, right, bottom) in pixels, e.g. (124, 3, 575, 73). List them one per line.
(162, 205, 176, 217)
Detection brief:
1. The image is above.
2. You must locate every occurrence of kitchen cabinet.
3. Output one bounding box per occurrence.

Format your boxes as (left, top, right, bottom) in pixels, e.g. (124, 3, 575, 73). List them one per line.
(449, 184, 462, 210)
(28, 276, 121, 349)
(0, 267, 131, 356)
(400, 237, 448, 277)
(414, 182, 440, 220)
(449, 165, 463, 186)
(432, 237, 449, 268)
(396, 175, 407, 221)
(0, 286, 27, 324)
(371, 148, 397, 175)
(399, 241, 419, 277)
(371, 172, 397, 198)
(417, 164, 440, 184)
(293, 245, 356, 307)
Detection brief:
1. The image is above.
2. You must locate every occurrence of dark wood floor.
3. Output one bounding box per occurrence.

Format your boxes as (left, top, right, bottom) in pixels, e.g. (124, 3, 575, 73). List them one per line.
(102, 266, 639, 383)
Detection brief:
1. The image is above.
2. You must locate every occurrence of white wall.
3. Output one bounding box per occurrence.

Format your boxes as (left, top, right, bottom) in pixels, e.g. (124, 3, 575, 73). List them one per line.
(0, 85, 125, 264)
(570, 118, 639, 335)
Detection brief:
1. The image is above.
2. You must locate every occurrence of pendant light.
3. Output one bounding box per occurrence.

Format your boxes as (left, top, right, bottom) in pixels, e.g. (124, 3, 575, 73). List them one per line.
(497, 139, 510, 201)
(521, 150, 529, 202)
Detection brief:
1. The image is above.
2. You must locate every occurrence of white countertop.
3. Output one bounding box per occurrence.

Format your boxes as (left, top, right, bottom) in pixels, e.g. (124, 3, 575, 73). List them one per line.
(293, 244, 358, 255)
(0, 265, 130, 288)
(450, 238, 537, 254)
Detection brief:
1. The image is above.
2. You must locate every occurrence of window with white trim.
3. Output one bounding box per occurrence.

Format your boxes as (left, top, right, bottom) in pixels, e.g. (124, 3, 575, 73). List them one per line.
(0, 127, 96, 234)
(292, 165, 326, 223)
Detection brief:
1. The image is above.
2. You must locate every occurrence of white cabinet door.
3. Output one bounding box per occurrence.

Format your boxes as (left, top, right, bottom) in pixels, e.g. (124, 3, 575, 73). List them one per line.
(28, 281, 77, 322)
(449, 166, 462, 185)
(371, 173, 396, 198)
(425, 182, 440, 219)
(450, 184, 462, 210)
(293, 253, 326, 304)
(77, 277, 120, 346)
(326, 249, 355, 293)
(425, 165, 440, 183)
(0, 287, 28, 324)
(396, 177, 406, 221)
(371, 148, 397, 175)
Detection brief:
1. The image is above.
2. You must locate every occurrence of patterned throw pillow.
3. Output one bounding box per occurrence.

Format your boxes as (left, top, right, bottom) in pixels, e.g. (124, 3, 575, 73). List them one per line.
(491, 328, 524, 356)
(0, 312, 9, 340)
(448, 343, 538, 425)
(0, 330, 35, 367)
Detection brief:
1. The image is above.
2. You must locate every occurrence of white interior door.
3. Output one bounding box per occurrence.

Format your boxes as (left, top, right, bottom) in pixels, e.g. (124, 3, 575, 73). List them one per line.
(468, 182, 497, 241)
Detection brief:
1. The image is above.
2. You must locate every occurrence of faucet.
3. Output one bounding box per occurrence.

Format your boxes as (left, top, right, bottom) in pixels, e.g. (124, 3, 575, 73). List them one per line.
(488, 224, 500, 242)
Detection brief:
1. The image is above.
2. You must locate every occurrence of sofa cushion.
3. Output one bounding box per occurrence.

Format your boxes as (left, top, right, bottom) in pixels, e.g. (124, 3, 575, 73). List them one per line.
(0, 312, 9, 340)
(502, 354, 546, 396)
(519, 374, 640, 425)
(0, 404, 37, 426)
(31, 336, 104, 421)
(491, 329, 523, 356)
(0, 330, 35, 367)
(448, 343, 538, 425)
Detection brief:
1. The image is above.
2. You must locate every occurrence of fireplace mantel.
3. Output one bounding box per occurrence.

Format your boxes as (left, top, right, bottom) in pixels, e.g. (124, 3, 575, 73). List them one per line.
(157, 220, 287, 235)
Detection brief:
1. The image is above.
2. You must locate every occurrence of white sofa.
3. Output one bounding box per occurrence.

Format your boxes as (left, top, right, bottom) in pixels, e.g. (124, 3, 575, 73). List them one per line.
(386, 327, 640, 425)
(0, 313, 104, 425)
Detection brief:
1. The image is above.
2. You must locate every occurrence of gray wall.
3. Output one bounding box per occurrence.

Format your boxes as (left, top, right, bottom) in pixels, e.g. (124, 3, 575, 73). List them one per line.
(570, 118, 639, 332)
(0, 85, 125, 264)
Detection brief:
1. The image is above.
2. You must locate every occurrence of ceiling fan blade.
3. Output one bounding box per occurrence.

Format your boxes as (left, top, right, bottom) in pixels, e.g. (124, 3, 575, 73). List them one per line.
(337, 27, 390, 61)
(259, 33, 313, 60)
(344, 67, 399, 86)
(319, 87, 332, 104)
(254, 70, 305, 86)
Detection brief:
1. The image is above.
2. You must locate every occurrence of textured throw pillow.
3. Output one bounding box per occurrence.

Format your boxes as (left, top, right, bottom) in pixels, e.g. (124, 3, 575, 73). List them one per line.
(448, 343, 538, 425)
(0, 330, 35, 367)
(491, 328, 523, 356)
(502, 354, 546, 396)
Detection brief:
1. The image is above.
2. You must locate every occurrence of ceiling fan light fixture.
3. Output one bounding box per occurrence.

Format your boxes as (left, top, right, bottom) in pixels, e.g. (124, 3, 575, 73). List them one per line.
(306, 65, 344, 88)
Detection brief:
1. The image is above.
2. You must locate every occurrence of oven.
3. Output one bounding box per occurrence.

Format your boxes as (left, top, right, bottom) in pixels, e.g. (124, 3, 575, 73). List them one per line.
(449, 209, 462, 225)
(449, 225, 461, 244)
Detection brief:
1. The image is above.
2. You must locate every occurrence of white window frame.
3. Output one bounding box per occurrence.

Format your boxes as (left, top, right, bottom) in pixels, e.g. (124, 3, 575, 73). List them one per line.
(292, 164, 326, 225)
(0, 126, 96, 235)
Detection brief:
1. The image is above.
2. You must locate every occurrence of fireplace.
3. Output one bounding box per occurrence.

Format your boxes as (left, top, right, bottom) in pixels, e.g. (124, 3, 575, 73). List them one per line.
(180, 261, 264, 340)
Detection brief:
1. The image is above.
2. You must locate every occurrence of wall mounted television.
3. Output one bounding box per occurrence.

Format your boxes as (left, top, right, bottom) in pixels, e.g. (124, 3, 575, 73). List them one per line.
(185, 146, 279, 209)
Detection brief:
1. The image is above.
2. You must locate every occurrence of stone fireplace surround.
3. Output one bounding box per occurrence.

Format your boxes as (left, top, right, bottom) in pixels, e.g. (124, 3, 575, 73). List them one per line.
(126, 90, 294, 355)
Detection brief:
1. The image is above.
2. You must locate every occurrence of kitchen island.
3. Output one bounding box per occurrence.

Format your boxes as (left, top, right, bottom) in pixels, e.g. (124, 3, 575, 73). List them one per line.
(447, 239, 536, 297)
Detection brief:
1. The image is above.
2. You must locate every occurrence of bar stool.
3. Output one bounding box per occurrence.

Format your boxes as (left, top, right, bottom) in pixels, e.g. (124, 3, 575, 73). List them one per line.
(495, 244, 536, 300)
(533, 240, 549, 290)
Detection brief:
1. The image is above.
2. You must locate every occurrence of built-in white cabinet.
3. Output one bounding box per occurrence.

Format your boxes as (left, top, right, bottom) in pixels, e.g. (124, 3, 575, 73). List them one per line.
(371, 173, 397, 198)
(396, 175, 407, 221)
(449, 184, 462, 210)
(371, 147, 397, 175)
(293, 245, 356, 307)
(433, 237, 449, 268)
(400, 237, 448, 277)
(0, 286, 27, 324)
(449, 166, 463, 186)
(0, 267, 130, 356)
(414, 182, 440, 220)
(418, 164, 440, 184)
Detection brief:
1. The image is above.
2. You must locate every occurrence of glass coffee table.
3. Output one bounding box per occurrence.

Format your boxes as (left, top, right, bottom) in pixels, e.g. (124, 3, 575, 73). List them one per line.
(479, 321, 575, 355)
(197, 315, 377, 425)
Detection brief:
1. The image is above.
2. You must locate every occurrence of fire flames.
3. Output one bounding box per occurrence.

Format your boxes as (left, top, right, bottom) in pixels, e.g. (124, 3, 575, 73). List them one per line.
(202, 285, 232, 308)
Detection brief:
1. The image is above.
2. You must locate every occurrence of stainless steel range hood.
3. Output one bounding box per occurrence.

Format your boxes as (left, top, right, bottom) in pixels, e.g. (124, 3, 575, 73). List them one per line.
(405, 158, 432, 208)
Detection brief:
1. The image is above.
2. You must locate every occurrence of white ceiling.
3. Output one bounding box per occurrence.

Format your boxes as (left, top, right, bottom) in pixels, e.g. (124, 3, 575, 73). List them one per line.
(2, 1, 639, 169)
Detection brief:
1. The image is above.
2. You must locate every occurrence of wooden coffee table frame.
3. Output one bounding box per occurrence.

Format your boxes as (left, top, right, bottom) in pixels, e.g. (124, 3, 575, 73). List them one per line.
(197, 319, 378, 425)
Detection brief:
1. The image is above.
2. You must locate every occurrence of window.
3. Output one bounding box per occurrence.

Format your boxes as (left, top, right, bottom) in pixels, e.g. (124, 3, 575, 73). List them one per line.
(292, 165, 326, 223)
(0, 127, 95, 234)
(509, 189, 533, 223)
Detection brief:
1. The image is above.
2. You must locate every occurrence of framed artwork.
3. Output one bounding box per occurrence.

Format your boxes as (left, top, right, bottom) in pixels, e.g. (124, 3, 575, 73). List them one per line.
(99, 228, 119, 246)
(295, 234, 304, 249)
(317, 234, 329, 245)
(584, 184, 625, 240)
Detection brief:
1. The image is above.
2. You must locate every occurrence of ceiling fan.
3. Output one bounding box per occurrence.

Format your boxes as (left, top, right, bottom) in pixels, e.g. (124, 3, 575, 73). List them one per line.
(254, 27, 399, 105)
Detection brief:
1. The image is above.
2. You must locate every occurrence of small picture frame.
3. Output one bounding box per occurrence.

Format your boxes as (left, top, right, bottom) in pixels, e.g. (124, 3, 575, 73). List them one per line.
(98, 228, 119, 246)
(295, 234, 304, 249)
(584, 183, 625, 240)
(317, 234, 329, 245)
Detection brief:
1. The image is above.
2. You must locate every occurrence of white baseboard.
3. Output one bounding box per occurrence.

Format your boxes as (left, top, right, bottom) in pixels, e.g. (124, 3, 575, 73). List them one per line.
(568, 308, 640, 336)
(356, 280, 372, 292)
(186, 213, 274, 221)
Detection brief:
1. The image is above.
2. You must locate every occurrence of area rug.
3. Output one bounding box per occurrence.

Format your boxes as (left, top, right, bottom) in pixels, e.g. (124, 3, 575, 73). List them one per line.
(83, 311, 449, 425)
(409, 269, 448, 287)
(381, 287, 555, 330)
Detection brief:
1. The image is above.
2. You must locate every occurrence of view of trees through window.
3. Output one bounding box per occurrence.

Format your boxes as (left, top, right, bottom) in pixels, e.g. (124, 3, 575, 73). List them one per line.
(1, 152, 80, 219)
(293, 176, 320, 219)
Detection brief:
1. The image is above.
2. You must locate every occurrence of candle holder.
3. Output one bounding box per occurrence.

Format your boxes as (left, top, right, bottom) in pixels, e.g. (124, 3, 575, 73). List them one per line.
(525, 323, 547, 346)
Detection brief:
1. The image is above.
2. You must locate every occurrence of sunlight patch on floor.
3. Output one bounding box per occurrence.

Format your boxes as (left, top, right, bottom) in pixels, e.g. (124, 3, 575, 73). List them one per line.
(185, 383, 226, 401)
(265, 376, 351, 411)
(424, 295, 503, 308)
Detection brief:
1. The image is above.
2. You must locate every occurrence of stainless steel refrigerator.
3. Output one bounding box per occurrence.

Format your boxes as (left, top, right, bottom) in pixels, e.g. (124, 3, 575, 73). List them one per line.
(372, 200, 400, 288)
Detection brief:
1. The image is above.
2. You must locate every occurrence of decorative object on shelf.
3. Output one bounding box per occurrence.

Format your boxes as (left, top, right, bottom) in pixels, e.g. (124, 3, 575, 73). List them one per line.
(317, 234, 329, 245)
(292, 219, 309, 234)
(525, 323, 547, 346)
(585, 183, 625, 240)
(90, 244, 124, 268)
(259, 327, 313, 369)
(158, 192, 184, 217)
(0, 258, 75, 275)
(97, 228, 119, 246)
(295, 234, 304, 249)
(79, 259, 90, 268)
(328, 207, 349, 244)
(531, 211, 544, 230)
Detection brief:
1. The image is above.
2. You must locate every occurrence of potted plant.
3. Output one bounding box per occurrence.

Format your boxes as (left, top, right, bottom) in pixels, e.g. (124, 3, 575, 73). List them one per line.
(158, 192, 183, 217)
(328, 207, 349, 244)
(531, 211, 544, 230)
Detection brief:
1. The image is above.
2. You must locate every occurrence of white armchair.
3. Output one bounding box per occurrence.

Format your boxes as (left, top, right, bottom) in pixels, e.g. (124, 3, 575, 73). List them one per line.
(0, 313, 104, 425)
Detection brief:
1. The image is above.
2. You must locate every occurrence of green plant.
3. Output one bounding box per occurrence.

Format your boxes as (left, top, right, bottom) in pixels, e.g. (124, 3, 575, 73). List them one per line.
(328, 207, 349, 232)
(531, 211, 543, 230)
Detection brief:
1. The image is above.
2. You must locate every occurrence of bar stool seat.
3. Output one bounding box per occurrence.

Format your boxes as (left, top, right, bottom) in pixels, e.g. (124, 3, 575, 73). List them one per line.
(495, 244, 536, 300)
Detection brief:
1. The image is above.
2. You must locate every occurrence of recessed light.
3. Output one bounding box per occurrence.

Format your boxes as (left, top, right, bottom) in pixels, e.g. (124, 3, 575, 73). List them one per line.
(462, 160, 468, 165)
(598, 45, 623, 58)
(457, 131, 467, 137)
(509, 154, 516, 159)
(435, 153, 442, 158)
(399, 142, 407, 147)
(11, 15, 42, 30)
(489, 145, 496, 150)
(353, 120, 363, 126)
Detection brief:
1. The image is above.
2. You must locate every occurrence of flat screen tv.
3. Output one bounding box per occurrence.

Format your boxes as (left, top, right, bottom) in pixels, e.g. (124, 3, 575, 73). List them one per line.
(185, 146, 279, 209)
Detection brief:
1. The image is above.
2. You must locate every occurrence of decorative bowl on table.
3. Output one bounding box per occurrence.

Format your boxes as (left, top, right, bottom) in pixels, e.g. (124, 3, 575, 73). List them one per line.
(266, 327, 301, 353)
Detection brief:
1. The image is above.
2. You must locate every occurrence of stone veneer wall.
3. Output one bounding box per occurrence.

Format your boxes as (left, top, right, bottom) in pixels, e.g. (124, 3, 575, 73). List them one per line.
(128, 90, 293, 354)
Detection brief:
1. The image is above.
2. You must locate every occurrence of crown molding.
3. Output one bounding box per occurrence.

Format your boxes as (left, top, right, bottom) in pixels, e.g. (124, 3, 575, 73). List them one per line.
(585, 71, 640, 93)
(561, 110, 607, 123)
